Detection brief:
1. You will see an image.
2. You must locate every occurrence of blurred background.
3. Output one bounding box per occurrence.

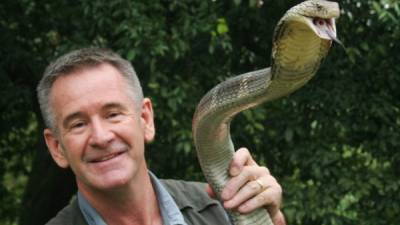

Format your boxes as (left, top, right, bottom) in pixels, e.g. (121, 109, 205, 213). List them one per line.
(0, 0, 399, 224)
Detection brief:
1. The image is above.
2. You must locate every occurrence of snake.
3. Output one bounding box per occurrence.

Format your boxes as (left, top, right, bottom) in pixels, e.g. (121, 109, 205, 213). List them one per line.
(192, 0, 340, 224)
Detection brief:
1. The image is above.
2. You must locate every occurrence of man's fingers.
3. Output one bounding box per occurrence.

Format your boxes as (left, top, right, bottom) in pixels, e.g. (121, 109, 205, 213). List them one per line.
(238, 182, 282, 215)
(221, 165, 270, 200)
(223, 175, 277, 210)
(217, 147, 284, 224)
(229, 148, 256, 176)
(237, 187, 278, 214)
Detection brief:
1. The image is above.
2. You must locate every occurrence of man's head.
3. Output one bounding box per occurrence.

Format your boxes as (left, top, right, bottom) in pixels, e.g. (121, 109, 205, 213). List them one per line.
(37, 48, 155, 191)
(37, 48, 143, 133)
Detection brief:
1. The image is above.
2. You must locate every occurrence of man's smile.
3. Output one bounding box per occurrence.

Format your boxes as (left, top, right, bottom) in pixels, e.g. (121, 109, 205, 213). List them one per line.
(86, 151, 127, 163)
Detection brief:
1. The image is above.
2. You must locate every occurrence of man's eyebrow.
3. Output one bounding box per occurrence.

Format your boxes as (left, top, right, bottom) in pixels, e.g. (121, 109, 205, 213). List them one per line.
(102, 102, 127, 111)
(62, 112, 84, 129)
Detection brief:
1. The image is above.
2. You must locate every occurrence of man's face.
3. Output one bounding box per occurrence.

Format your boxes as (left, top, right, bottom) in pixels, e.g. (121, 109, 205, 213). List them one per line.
(44, 63, 155, 191)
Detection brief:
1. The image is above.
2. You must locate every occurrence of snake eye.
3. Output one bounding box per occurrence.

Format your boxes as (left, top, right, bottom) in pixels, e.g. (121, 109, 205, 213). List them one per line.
(313, 18, 325, 26)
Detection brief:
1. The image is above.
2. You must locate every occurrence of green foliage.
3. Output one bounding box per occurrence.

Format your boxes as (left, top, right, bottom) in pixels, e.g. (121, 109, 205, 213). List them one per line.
(0, 0, 399, 224)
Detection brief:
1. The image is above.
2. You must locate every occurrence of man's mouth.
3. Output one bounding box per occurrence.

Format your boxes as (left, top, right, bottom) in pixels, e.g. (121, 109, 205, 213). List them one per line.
(89, 152, 125, 163)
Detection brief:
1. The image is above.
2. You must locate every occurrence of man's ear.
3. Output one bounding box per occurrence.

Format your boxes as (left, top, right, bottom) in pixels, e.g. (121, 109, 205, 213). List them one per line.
(43, 129, 69, 168)
(141, 98, 155, 143)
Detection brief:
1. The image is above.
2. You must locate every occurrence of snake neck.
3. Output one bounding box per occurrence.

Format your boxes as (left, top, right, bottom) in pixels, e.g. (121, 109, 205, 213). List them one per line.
(192, 68, 273, 198)
(193, 68, 272, 128)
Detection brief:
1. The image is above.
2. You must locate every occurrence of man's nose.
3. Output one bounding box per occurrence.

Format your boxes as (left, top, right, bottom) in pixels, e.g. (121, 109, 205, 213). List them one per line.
(88, 119, 114, 148)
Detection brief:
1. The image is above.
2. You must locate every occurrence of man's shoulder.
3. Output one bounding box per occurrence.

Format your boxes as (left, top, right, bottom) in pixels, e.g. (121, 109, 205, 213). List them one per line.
(160, 179, 214, 209)
(161, 179, 231, 225)
(45, 197, 87, 225)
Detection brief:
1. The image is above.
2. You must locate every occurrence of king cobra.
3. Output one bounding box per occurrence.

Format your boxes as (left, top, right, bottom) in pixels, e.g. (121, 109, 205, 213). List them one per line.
(192, 0, 340, 224)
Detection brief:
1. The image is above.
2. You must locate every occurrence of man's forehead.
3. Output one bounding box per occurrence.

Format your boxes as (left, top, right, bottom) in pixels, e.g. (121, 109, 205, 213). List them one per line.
(49, 65, 132, 116)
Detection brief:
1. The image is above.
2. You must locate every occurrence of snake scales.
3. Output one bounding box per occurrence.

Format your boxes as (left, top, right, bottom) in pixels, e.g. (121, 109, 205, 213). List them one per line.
(192, 0, 340, 224)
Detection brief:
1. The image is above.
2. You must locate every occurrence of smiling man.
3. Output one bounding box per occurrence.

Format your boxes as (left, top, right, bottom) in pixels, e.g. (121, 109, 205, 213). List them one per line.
(37, 48, 286, 225)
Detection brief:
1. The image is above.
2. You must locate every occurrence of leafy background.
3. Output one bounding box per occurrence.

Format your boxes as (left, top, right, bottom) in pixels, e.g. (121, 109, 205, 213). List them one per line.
(0, 0, 399, 224)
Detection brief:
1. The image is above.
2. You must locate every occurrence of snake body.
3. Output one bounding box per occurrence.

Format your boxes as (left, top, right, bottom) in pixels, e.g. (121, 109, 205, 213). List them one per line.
(192, 1, 340, 224)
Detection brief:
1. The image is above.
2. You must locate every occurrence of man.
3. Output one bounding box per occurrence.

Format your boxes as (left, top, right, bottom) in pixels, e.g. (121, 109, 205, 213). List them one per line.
(37, 48, 286, 225)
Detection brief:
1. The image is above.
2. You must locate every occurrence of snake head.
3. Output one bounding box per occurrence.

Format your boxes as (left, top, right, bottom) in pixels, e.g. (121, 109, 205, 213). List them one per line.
(270, 0, 341, 80)
(285, 0, 341, 44)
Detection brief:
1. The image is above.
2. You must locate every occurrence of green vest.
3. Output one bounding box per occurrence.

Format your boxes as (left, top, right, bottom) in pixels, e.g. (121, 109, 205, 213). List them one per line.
(45, 179, 231, 225)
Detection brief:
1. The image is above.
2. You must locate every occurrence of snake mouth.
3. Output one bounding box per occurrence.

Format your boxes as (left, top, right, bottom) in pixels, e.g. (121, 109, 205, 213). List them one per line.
(314, 18, 337, 39)
(304, 16, 343, 46)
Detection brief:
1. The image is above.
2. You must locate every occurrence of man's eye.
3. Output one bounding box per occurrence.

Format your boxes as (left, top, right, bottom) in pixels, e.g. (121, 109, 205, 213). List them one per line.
(71, 122, 85, 129)
(108, 112, 120, 118)
(107, 111, 124, 120)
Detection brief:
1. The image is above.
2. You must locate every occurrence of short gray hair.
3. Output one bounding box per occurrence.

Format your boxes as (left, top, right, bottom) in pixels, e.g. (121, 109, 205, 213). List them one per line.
(37, 47, 143, 132)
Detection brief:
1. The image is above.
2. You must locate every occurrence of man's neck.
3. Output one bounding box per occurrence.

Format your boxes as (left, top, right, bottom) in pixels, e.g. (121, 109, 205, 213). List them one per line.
(78, 171, 162, 225)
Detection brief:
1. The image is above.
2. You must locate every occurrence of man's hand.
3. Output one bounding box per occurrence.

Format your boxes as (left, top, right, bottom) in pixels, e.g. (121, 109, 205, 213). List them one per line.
(206, 148, 286, 225)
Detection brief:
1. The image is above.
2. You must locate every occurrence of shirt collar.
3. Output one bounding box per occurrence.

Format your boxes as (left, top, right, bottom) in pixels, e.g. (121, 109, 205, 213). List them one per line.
(149, 172, 187, 225)
(77, 171, 187, 225)
(77, 192, 106, 225)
